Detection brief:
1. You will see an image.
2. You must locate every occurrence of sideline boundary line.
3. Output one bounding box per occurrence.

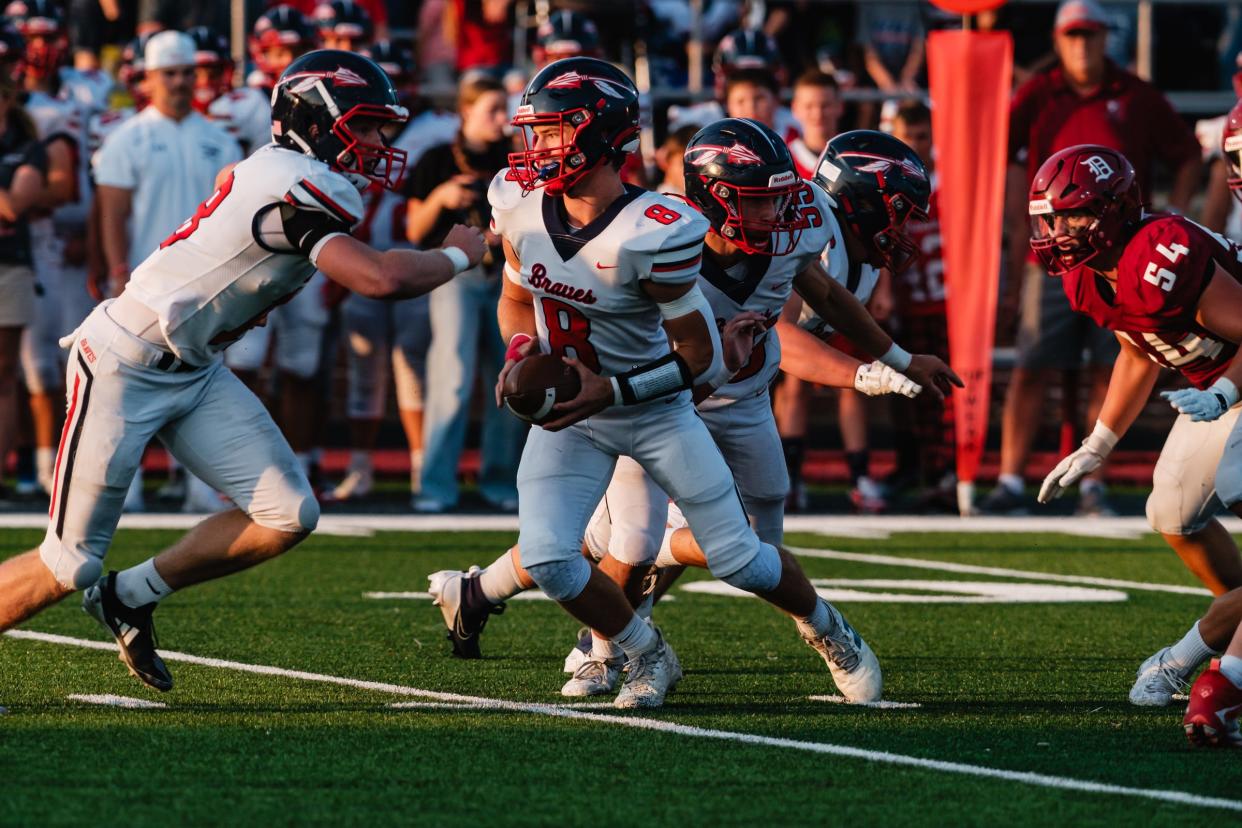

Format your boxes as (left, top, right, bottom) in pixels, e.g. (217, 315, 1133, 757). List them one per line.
(6, 629, 1239, 814)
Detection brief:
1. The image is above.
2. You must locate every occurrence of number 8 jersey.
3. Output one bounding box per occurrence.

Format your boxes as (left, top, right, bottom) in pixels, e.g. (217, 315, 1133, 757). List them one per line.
(489, 170, 710, 376)
(125, 144, 364, 366)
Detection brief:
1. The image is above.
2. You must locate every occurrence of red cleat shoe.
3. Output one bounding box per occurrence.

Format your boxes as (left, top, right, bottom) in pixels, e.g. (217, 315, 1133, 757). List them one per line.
(1183, 659, 1242, 748)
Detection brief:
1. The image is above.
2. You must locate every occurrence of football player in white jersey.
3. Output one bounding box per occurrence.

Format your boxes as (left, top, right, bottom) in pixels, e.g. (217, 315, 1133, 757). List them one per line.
(432, 121, 956, 698)
(485, 57, 906, 709)
(0, 51, 487, 693)
(7, 0, 95, 496)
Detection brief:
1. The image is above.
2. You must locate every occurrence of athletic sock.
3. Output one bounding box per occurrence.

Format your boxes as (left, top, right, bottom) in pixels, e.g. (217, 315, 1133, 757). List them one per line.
(654, 527, 678, 568)
(115, 558, 174, 608)
(795, 598, 837, 640)
(636, 592, 654, 620)
(478, 548, 525, 604)
(409, 449, 424, 495)
(35, 447, 54, 488)
(782, 437, 805, 485)
(1219, 654, 1242, 689)
(845, 450, 870, 487)
(611, 613, 656, 662)
(348, 450, 372, 473)
(998, 473, 1024, 496)
(1166, 621, 1218, 671)
(591, 631, 623, 663)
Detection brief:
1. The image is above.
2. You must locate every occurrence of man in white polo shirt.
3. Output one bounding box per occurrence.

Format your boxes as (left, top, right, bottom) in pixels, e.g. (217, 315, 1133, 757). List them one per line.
(94, 31, 242, 510)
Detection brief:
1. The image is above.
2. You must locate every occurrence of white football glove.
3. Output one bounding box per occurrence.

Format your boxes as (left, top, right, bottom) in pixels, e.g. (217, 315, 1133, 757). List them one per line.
(1037, 421, 1119, 504)
(1161, 378, 1239, 423)
(854, 360, 921, 398)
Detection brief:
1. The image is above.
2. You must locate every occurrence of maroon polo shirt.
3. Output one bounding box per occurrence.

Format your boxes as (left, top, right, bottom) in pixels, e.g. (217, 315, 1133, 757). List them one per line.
(1008, 60, 1200, 196)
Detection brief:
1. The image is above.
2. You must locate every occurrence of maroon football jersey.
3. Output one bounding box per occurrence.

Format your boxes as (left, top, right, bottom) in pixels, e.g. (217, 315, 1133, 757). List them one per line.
(1060, 214, 1242, 389)
(896, 187, 945, 315)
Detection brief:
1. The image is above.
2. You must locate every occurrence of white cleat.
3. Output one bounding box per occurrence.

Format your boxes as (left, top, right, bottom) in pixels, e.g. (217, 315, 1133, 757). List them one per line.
(803, 600, 882, 703)
(614, 631, 680, 709)
(325, 467, 374, 502)
(1129, 646, 1194, 707)
(561, 655, 622, 697)
(563, 628, 592, 674)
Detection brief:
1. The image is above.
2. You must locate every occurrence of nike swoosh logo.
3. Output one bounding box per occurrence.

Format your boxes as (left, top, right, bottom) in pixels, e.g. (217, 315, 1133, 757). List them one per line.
(595, 262, 618, 270)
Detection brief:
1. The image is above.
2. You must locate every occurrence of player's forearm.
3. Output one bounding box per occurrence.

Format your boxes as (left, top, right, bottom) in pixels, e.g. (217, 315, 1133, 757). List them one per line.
(799, 271, 893, 359)
(373, 248, 458, 299)
(498, 292, 536, 344)
(1096, 343, 1160, 437)
(776, 320, 861, 388)
(665, 311, 719, 378)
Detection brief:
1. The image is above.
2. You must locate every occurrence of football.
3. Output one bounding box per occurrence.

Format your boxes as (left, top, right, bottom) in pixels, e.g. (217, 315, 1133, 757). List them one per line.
(502, 353, 581, 424)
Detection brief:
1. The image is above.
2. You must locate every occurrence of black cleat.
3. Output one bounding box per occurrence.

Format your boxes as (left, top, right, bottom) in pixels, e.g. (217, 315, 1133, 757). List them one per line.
(82, 572, 173, 692)
(427, 567, 505, 659)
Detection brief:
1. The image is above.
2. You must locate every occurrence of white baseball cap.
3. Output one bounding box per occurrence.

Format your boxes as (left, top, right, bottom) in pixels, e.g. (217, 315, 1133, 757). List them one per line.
(145, 30, 196, 72)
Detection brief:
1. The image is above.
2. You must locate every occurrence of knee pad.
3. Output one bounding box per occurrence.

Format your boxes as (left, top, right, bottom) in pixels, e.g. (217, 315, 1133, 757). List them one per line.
(248, 474, 320, 535)
(525, 557, 591, 602)
(607, 525, 662, 567)
(39, 535, 103, 591)
(720, 542, 782, 593)
(1145, 482, 1214, 536)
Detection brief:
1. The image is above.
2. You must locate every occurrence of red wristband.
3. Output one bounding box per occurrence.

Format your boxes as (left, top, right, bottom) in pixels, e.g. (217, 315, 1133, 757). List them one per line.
(505, 333, 533, 363)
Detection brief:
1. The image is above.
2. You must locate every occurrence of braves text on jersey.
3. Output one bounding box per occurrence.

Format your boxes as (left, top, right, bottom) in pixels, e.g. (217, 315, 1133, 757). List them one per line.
(1060, 214, 1242, 389)
(123, 144, 364, 366)
(489, 168, 709, 378)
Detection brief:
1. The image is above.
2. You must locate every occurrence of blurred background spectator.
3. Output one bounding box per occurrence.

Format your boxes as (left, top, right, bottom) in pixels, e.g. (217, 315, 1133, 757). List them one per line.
(405, 71, 523, 513)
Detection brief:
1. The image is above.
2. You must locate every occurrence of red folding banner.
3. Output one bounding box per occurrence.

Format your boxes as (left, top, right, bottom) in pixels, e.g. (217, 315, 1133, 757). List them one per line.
(926, 29, 1012, 514)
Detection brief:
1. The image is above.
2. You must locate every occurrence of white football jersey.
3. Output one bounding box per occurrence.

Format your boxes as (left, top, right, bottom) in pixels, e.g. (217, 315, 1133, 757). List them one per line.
(87, 106, 135, 158)
(26, 90, 90, 230)
(59, 67, 115, 114)
(489, 169, 709, 378)
(125, 144, 364, 366)
(207, 87, 272, 157)
(796, 197, 880, 339)
(698, 181, 831, 409)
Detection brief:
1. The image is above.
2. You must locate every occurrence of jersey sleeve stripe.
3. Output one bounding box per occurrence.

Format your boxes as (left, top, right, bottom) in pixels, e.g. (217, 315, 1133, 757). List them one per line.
(296, 179, 357, 224)
(652, 253, 702, 273)
(653, 237, 703, 257)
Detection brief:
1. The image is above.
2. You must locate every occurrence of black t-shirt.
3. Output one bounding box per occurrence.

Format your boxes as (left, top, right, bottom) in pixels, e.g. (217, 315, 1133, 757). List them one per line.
(404, 136, 510, 250)
(0, 123, 47, 266)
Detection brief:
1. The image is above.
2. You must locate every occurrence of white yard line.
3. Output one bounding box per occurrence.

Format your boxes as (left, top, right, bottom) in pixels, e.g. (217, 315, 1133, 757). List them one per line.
(6, 629, 1239, 814)
(66, 693, 167, 709)
(0, 513, 1186, 539)
(787, 547, 1212, 597)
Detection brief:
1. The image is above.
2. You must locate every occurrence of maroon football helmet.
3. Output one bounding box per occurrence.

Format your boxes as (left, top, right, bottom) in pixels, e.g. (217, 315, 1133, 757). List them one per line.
(1028, 144, 1143, 275)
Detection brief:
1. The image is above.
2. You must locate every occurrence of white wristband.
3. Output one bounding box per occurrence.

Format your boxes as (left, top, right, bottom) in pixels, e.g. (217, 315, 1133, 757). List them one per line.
(609, 376, 623, 406)
(1082, 421, 1119, 457)
(1211, 376, 1240, 409)
(879, 342, 912, 372)
(441, 246, 471, 274)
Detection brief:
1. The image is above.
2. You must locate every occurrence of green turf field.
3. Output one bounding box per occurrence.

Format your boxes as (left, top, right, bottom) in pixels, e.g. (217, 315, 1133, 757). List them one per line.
(2, 526, 1239, 826)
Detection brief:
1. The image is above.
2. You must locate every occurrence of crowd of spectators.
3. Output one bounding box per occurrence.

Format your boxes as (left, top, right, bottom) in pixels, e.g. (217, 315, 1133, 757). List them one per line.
(2, 0, 1242, 517)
